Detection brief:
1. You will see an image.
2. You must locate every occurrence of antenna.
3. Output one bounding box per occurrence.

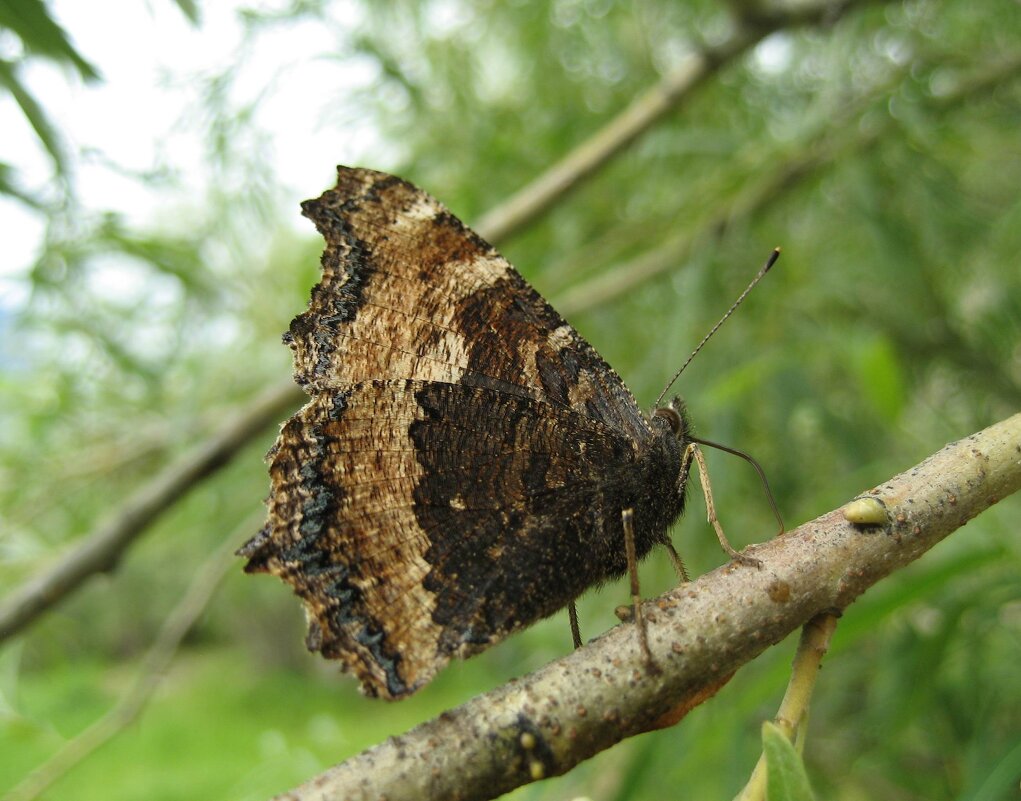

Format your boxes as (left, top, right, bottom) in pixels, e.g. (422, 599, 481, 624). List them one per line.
(654, 247, 780, 409)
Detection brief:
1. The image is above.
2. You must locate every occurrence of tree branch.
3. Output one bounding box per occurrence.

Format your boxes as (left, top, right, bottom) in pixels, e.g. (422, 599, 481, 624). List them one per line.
(0, 384, 300, 642)
(271, 413, 1021, 801)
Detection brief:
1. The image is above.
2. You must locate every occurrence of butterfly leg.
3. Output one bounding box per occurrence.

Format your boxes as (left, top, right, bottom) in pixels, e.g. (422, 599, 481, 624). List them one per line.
(622, 508, 656, 668)
(568, 601, 582, 649)
(683, 442, 763, 568)
(658, 535, 691, 583)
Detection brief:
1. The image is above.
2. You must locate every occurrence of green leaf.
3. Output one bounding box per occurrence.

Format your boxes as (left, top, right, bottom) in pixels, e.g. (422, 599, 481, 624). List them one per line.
(171, 0, 201, 26)
(0, 0, 99, 80)
(0, 58, 67, 174)
(763, 722, 816, 801)
(0, 160, 44, 208)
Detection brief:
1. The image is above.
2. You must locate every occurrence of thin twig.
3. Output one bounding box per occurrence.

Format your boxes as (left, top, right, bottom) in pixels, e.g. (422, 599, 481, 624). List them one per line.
(269, 413, 1021, 801)
(0, 383, 301, 643)
(2, 515, 259, 801)
(734, 613, 840, 801)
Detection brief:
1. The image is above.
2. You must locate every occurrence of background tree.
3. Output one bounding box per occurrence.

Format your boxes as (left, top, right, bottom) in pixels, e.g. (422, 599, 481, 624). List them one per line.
(1, 1, 1019, 799)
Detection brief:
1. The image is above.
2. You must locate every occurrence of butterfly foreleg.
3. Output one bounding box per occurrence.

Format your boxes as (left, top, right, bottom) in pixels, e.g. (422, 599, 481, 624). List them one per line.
(684, 442, 762, 568)
(657, 535, 691, 583)
(568, 601, 582, 649)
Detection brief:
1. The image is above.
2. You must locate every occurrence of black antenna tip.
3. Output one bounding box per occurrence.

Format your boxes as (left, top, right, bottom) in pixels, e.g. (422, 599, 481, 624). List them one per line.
(765, 247, 781, 272)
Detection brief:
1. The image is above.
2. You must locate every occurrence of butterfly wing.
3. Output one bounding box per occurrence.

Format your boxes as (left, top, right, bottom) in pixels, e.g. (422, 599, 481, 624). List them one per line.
(242, 166, 665, 698)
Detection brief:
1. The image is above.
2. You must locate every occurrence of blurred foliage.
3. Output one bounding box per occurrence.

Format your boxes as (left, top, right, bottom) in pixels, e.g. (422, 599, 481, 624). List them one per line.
(0, 0, 197, 203)
(0, 0, 97, 180)
(2, 0, 1020, 800)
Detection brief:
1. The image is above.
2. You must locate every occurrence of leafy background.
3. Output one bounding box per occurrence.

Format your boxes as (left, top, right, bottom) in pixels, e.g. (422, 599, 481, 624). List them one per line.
(1, 1, 1020, 799)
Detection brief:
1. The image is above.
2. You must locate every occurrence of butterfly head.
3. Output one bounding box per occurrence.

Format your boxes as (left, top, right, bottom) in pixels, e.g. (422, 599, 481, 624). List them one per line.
(652, 396, 691, 443)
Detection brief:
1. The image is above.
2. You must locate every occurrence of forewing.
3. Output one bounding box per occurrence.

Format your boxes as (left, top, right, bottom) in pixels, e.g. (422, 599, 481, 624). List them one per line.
(290, 165, 651, 441)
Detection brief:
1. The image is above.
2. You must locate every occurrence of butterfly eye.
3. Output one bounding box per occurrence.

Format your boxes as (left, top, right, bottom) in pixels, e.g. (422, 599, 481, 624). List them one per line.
(652, 405, 683, 436)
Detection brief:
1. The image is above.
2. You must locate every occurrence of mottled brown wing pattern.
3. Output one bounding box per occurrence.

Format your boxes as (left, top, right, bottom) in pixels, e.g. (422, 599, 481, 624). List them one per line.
(287, 166, 651, 441)
(240, 166, 685, 699)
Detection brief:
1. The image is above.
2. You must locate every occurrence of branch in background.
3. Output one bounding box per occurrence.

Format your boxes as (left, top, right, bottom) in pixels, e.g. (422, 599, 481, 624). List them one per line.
(271, 413, 1021, 801)
(556, 129, 860, 316)
(558, 52, 1021, 317)
(2, 516, 256, 801)
(473, 0, 880, 244)
(0, 0, 876, 644)
(0, 384, 301, 643)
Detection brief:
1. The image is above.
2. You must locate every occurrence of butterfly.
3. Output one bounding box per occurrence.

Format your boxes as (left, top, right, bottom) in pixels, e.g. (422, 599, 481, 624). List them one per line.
(240, 166, 717, 699)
